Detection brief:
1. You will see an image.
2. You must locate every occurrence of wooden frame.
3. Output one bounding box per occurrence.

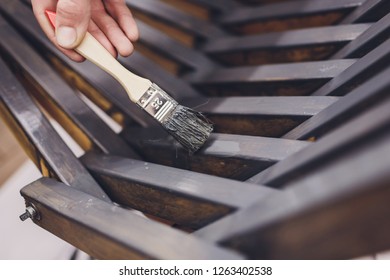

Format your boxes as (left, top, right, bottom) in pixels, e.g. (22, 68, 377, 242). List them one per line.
(0, 0, 388, 260)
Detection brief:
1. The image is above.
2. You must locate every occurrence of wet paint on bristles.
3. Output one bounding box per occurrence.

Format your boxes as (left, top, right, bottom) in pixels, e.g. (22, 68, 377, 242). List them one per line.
(162, 105, 213, 153)
(137, 83, 213, 152)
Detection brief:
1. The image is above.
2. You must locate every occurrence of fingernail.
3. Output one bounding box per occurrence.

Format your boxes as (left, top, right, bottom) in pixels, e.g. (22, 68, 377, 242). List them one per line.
(56, 26, 76, 48)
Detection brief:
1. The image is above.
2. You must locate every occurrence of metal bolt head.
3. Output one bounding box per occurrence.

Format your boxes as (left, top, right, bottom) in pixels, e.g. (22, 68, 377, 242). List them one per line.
(19, 205, 38, 221)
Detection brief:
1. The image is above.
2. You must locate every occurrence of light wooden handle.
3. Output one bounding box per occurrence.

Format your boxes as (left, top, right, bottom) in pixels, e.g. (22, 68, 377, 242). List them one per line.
(76, 33, 152, 102)
(45, 10, 151, 103)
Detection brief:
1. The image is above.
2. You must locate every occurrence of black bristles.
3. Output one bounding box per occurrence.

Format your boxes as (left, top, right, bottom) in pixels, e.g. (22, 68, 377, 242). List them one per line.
(136, 83, 213, 152)
(162, 105, 213, 153)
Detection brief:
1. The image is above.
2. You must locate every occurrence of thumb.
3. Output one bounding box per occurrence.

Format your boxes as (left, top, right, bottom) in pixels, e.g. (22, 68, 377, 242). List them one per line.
(55, 0, 91, 49)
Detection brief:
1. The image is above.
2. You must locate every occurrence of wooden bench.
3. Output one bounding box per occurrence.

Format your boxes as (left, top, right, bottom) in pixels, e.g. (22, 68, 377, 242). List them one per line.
(0, 0, 389, 259)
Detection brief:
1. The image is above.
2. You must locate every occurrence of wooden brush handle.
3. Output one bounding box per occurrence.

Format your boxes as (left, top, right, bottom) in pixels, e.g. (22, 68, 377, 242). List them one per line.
(75, 33, 151, 102)
(46, 10, 151, 103)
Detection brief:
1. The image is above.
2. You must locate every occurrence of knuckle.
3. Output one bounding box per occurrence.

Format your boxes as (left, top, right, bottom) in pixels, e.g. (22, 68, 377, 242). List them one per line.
(105, 22, 118, 30)
(88, 24, 99, 34)
(56, 0, 84, 19)
(91, 3, 106, 14)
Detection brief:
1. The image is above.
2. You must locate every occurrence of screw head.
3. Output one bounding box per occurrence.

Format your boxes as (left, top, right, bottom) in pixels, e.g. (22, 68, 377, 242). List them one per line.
(19, 205, 39, 221)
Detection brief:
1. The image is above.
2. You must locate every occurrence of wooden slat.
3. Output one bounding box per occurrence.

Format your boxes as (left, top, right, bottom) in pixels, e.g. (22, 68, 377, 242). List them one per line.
(333, 12, 390, 59)
(248, 90, 390, 187)
(136, 21, 217, 74)
(284, 62, 390, 140)
(313, 38, 390, 96)
(204, 7, 389, 66)
(81, 152, 277, 227)
(118, 51, 339, 119)
(122, 129, 310, 179)
(119, 53, 201, 101)
(160, 0, 212, 20)
(0, 15, 140, 159)
(186, 60, 355, 96)
(69, 21, 339, 136)
(186, 0, 242, 14)
(218, 0, 365, 34)
(120, 55, 339, 138)
(197, 96, 338, 117)
(111, 31, 343, 137)
(198, 7, 388, 67)
(341, 0, 390, 23)
(129, 4, 374, 70)
(126, 0, 226, 44)
(119, 51, 339, 132)
(196, 130, 390, 259)
(202, 24, 370, 66)
(21, 177, 243, 259)
(0, 57, 109, 202)
(193, 96, 338, 136)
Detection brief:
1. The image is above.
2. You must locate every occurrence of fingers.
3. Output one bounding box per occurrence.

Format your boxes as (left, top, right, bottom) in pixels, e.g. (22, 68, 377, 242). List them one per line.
(91, 0, 135, 57)
(55, 0, 91, 49)
(88, 20, 118, 58)
(31, 0, 85, 61)
(31, 0, 139, 61)
(105, 0, 139, 42)
(31, 0, 57, 41)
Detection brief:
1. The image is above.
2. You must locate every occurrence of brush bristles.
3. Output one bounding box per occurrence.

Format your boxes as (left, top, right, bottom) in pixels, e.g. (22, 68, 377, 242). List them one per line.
(136, 83, 213, 152)
(162, 105, 213, 153)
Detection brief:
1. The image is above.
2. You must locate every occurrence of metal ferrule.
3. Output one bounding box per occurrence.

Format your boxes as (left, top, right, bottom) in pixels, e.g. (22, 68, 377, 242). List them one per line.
(136, 83, 178, 123)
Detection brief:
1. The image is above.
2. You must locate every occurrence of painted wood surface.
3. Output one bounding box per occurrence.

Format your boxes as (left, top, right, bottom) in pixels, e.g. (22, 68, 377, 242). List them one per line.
(1, 0, 389, 260)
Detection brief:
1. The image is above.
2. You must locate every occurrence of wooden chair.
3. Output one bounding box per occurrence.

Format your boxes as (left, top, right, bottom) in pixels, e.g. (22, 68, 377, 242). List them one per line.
(0, 0, 389, 259)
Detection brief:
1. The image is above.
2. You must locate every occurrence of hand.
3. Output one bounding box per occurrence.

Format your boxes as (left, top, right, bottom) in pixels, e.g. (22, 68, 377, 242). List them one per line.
(31, 0, 139, 62)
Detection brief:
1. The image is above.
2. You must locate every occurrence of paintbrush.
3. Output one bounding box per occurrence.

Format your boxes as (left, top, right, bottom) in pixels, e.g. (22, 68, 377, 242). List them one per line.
(45, 11, 212, 153)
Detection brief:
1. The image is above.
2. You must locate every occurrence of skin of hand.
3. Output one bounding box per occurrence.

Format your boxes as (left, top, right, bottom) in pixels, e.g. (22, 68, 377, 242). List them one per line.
(31, 0, 139, 62)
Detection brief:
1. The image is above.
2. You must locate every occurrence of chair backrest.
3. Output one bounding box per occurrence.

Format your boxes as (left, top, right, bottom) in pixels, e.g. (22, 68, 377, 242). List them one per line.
(0, 0, 389, 259)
